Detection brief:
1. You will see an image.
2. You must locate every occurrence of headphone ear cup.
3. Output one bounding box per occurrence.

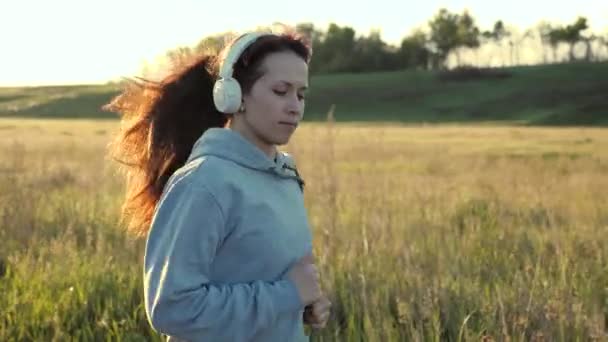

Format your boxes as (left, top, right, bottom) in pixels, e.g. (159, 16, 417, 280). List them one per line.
(213, 77, 242, 113)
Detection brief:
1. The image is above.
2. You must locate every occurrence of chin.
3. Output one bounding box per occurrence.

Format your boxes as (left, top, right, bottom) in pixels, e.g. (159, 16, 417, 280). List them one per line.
(260, 133, 288, 146)
(265, 130, 292, 145)
(274, 137, 290, 146)
(272, 134, 293, 146)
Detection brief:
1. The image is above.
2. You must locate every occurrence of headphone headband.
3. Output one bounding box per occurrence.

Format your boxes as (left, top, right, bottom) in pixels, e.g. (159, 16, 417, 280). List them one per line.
(218, 32, 269, 79)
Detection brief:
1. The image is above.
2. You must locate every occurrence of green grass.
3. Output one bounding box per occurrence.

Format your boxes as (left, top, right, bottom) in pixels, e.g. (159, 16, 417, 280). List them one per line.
(1, 119, 608, 340)
(1, 62, 607, 125)
(0, 84, 117, 119)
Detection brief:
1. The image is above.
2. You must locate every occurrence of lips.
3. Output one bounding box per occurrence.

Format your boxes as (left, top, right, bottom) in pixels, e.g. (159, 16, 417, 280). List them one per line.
(279, 122, 298, 127)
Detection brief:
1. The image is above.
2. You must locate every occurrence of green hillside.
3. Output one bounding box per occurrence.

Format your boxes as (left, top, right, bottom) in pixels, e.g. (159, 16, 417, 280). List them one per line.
(1, 62, 607, 125)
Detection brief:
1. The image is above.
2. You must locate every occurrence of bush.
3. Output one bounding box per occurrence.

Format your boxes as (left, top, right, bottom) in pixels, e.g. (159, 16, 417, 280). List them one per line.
(437, 66, 512, 82)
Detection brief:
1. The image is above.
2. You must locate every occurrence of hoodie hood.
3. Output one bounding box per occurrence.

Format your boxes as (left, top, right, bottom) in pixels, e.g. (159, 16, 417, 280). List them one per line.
(187, 128, 305, 189)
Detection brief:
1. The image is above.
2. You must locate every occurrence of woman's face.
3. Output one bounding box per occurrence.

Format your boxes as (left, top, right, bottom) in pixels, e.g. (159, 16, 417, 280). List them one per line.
(230, 50, 308, 158)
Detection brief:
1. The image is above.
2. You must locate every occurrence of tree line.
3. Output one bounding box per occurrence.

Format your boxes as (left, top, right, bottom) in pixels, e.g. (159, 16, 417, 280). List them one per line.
(156, 9, 608, 75)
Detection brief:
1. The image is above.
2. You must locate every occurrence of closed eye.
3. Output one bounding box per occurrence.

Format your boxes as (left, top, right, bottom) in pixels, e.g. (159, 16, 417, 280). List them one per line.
(274, 89, 305, 101)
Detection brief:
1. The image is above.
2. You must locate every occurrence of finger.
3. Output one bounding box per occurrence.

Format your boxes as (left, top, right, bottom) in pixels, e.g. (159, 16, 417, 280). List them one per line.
(309, 308, 324, 323)
(304, 305, 321, 324)
(308, 316, 323, 325)
(314, 310, 329, 323)
(303, 307, 313, 322)
(316, 309, 330, 323)
(312, 303, 325, 317)
(309, 312, 329, 326)
(304, 304, 314, 315)
(313, 298, 331, 316)
(303, 313, 317, 325)
(300, 252, 315, 264)
(311, 320, 327, 330)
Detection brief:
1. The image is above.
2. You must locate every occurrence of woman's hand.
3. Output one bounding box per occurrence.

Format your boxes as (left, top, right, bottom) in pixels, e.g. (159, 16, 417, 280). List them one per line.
(287, 253, 322, 306)
(303, 294, 332, 329)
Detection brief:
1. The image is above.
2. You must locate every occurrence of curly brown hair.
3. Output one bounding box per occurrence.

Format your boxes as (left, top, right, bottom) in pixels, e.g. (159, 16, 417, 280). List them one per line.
(104, 30, 311, 237)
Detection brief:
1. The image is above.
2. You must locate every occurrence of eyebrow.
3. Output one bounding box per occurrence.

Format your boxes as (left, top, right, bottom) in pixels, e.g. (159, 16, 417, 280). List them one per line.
(278, 80, 308, 90)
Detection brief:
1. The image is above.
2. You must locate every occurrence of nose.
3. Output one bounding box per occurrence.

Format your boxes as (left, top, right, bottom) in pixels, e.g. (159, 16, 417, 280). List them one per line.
(287, 94, 303, 118)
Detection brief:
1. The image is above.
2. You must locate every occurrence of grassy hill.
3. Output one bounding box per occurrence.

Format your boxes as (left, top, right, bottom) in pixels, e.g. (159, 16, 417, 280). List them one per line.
(1, 62, 607, 125)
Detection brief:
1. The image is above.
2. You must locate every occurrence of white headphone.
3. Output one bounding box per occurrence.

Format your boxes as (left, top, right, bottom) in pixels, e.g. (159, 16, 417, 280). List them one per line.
(213, 32, 269, 113)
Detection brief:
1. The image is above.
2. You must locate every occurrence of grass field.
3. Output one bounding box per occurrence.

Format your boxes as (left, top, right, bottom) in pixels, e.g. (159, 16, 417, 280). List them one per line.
(1, 117, 607, 341)
(1, 62, 607, 125)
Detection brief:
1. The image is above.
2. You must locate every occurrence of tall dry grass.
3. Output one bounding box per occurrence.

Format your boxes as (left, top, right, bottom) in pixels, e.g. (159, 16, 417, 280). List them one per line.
(1, 118, 607, 341)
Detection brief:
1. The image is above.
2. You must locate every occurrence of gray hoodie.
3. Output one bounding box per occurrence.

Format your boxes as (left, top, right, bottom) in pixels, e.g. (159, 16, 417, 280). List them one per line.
(144, 127, 313, 341)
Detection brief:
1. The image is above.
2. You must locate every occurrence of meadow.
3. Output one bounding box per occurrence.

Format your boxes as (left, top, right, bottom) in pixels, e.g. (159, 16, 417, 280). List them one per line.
(1, 117, 607, 341)
(2, 62, 607, 126)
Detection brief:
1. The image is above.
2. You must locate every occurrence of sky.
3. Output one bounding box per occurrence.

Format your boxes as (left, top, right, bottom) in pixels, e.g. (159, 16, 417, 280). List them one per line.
(1, 0, 606, 86)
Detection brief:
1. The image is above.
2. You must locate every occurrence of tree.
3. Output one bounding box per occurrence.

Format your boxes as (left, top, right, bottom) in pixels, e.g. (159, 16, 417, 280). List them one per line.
(296, 22, 315, 40)
(399, 30, 430, 69)
(455, 11, 481, 65)
(351, 30, 394, 71)
(581, 34, 597, 62)
(428, 8, 480, 68)
(458, 11, 481, 49)
(601, 35, 608, 61)
(561, 17, 589, 61)
(310, 23, 356, 73)
(195, 34, 227, 55)
(296, 22, 324, 62)
(482, 20, 509, 42)
(544, 17, 589, 62)
(481, 20, 511, 66)
(428, 9, 460, 67)
(296, 22, 323, 45)
(538, 21, 558, 63)
(166, 46, 194, 70)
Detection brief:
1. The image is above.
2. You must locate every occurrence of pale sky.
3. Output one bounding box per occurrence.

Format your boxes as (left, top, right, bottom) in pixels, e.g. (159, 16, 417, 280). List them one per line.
(1, 0, 606, 86)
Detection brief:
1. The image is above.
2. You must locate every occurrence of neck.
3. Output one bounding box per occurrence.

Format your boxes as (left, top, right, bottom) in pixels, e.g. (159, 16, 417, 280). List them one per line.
(227, 120, 277, 160)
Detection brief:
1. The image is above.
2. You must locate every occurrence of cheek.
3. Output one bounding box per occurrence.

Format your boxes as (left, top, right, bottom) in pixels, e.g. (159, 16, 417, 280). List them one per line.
(257, 93, 283, 114)
(247, 94, 277, 125)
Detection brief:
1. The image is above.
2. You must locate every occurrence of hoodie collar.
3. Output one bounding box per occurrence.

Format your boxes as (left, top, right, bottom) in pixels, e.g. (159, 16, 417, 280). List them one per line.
(187, 128, 305, 186)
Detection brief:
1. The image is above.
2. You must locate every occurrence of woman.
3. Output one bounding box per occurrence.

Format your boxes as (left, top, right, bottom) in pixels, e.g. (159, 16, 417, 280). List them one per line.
(105, 29, 331, 341)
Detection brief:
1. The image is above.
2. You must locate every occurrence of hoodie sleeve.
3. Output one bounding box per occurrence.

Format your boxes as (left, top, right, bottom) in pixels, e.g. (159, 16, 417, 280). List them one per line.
(143, 172, 304, 341)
